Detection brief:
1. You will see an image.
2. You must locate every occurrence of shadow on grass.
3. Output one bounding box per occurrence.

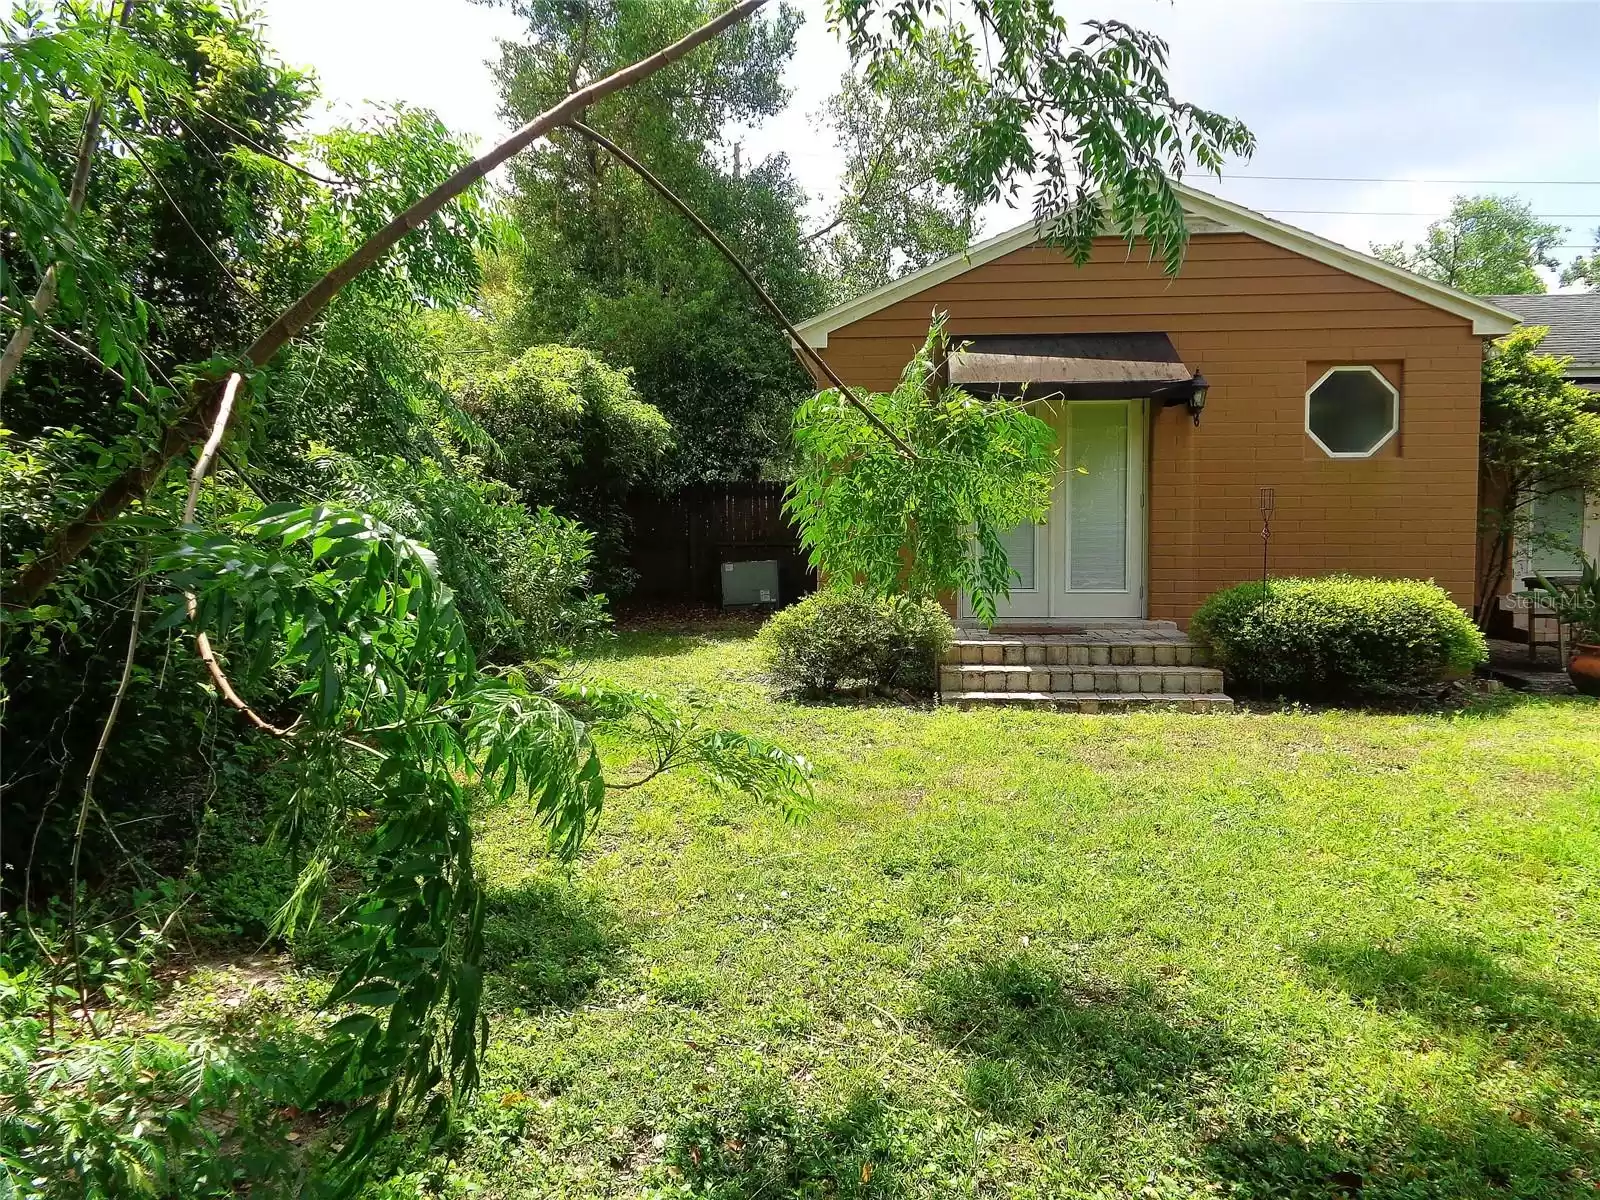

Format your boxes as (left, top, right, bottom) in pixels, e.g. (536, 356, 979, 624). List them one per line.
(1445, 691, 1597, 722)
(668, 1081, 899, 1198)
(1221, 934, 1600, 1197)
(584, 632, 709, 661)
(1203, 1107, 1594, 1199)
(479, 877, 623, 1012)
(1229, 687, 1586, 720)
(918, 952, 1238, 1118)
(779, 687, 938, 711)
(1301, 935, 1600, 1086)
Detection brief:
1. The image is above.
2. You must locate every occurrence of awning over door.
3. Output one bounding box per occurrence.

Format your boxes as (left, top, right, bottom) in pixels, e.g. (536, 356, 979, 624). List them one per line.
(949, 333, 1198, 401)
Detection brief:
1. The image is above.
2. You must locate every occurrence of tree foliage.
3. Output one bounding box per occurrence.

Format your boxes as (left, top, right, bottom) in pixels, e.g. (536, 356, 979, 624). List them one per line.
(787, 319, 1057, 624)
(3, 0, 1257, 1188)
(812, 31, 979, 297)
(1, 4, 810, 1193)
(477, 0, 830, 485)
(455, 344, 672, 588)
(1371, 194, 1564, 295)
(1563, 226, 1600, 290)
(1475, 325, 1600, 621)
(829, 0, 1255, 270)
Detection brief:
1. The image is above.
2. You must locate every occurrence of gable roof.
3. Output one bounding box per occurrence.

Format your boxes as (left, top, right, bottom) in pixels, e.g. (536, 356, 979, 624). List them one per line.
(1486, 293, 1600, 371)
(795, 181, 1523, 347)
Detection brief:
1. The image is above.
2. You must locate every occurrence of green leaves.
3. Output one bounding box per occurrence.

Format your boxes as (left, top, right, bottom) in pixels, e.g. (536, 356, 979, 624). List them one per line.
(787, 317, 1057, 624)
(160, 498, 813, 1189)
(828, 1, 1255, 273)
(1372, 194, 1565, 296)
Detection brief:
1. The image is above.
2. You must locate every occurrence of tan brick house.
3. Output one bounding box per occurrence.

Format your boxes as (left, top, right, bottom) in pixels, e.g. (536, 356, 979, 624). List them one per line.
(795, 184, 1520, 637)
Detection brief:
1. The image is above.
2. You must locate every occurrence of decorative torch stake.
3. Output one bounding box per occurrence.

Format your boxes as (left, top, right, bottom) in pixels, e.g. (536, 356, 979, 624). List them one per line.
(1259, 486, 1276, 596)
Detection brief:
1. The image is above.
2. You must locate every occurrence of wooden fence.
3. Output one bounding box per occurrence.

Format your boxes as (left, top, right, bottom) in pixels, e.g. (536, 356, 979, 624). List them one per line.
(622, 481, 816, 606)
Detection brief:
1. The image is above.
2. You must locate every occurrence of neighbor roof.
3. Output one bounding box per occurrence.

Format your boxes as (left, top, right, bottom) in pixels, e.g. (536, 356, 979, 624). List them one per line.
(795, 182, 1523, 348)
(1486, 293, 1600, 371)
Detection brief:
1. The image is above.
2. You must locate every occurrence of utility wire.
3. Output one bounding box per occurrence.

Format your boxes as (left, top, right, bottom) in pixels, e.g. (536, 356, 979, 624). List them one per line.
(1253, 207, 1600, 219)
(1221, 173, 1600, 186)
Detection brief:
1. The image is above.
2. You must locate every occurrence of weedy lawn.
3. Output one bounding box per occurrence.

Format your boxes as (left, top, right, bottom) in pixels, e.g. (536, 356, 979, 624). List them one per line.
(423, 627, 1600, 1199)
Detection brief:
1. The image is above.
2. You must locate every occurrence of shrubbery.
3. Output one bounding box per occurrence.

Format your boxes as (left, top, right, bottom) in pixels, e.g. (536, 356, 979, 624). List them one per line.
(1191, 576, 1487, 700)
(756, 587, 954, 697)
(458, 344, 672, 591)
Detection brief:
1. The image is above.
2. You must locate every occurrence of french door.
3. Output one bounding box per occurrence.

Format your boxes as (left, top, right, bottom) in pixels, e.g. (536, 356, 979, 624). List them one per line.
(977, 399, 1146, 623)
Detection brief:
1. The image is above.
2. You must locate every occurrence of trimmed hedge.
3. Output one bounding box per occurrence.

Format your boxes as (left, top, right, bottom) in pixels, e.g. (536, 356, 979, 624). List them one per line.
(756, 588, 954, 697)
(1190, 576, 1487, 699)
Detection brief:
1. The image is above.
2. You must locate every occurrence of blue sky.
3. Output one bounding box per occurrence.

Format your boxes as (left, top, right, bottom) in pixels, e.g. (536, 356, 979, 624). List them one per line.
(259, 0, 1600, 283)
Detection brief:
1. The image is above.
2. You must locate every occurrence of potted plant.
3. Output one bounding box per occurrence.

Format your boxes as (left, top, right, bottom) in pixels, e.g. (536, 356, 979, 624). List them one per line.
(1537, 557, 1600, 696)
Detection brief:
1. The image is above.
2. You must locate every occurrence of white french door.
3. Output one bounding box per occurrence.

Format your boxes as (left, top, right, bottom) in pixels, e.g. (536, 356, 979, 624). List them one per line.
(977, 399, 1146, 623)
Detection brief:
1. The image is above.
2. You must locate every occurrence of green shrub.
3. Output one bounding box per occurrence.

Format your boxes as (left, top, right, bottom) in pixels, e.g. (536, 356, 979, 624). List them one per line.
(1190, 576, 1487, 700)
(756, 587, 954, 697)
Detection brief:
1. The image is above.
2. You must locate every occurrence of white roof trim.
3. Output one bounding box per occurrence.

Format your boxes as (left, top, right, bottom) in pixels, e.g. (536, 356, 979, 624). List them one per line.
(794, 182, 1522, 348)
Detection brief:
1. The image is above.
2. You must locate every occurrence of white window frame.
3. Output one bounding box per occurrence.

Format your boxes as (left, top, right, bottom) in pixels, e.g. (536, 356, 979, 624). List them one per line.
(1305, 365, 1400, 459)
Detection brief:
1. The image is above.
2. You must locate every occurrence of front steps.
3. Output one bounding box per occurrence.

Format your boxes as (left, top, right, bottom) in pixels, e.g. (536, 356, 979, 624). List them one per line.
(939, 624, 1232, 712)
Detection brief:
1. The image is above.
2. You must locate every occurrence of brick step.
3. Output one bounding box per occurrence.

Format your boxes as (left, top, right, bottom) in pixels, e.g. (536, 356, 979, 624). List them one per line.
(944, 640, 1209, 668)
(945, 691, 1234, 713)
(941, 663, 1224, 695)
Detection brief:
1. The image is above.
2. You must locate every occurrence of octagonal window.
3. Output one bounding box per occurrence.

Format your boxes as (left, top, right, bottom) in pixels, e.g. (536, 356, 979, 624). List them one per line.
(1306, 366, 1399, 458)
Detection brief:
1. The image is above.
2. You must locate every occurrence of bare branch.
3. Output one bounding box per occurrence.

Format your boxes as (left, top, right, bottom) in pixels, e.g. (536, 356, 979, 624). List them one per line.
(181, 373, 297, 738)
(565, 120, 916, 458)
(0, 300, 153, 405)
(70, 556, 145, 1030)
(185, 106, 348, 188)
(0, 0, 137, 395)
(12, 0, 771, 607)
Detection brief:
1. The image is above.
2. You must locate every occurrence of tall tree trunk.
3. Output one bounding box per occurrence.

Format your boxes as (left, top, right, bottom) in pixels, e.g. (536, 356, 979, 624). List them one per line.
(10, 0, 770, 609)
(0, 0, 136, 396)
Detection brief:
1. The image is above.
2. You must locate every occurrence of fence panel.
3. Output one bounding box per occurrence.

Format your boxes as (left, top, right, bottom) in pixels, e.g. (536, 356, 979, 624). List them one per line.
(623, 482, 815, 606)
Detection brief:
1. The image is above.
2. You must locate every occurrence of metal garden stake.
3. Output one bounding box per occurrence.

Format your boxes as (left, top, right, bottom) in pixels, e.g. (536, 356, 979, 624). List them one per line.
(1259, 486, 1276, 596)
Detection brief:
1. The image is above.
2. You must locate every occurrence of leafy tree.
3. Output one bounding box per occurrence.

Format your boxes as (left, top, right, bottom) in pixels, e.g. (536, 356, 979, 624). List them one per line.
(455, 344, 674, 588)
(21, 0, 1255, 604)
(1562, 226, 1600, 290)
(1371, 194, 1564, 295)
(480, 0, 829, 486)
(1475, 325, 1600, 623)
(4, 0, 1254, 1186)
(2, 6, 809, 1192)
(787, 320, 1057, 623)
(811, 31, 979, 297)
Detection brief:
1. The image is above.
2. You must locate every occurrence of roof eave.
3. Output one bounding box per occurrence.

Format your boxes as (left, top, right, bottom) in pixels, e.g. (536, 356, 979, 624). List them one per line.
(1171, 183, 1522, 337)
(793, 183, 1525, 347)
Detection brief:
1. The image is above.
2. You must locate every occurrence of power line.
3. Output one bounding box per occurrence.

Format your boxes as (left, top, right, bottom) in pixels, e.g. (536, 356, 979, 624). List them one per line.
(1253, 207, 1600, 219)
(1222, 172, 1600, 186)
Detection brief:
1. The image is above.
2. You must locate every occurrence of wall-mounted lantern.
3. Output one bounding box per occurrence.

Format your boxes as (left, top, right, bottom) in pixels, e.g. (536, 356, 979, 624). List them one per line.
(1157, 371, 1209, 426)
(1185, 373, 1209, 425)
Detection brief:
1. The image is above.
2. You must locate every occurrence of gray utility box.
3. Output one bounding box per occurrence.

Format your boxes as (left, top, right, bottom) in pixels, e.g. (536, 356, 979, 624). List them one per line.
(721, 559, 780, 608)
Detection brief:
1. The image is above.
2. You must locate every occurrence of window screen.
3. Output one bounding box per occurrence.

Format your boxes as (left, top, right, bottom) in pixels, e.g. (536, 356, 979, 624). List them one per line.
(1307, 367, 1398, 457)
(1529, 488, 1587, 578)
(1068, 403, 1129, 591)
(997, 521, 1037, 590)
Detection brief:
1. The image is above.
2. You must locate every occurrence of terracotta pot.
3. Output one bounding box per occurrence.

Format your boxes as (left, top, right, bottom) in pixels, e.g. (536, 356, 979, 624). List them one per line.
(1569, 643, 1600, 697)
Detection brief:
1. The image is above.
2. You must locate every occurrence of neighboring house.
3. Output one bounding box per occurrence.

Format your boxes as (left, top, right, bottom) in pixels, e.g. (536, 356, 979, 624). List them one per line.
(1485, 293, 1600, 587)
(794, 183, 1521, 629)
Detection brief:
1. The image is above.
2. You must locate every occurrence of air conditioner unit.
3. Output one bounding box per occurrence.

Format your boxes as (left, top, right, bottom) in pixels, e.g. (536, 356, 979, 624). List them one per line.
(721, 559, 780, 608)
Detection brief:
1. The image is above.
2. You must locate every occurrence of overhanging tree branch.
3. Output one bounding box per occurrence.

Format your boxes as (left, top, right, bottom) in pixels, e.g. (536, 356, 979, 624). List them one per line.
(0, 0, 136, 396)
(181, 373, 297, 738)
(565, 119, 915, 458)
(11, 0, 772, 608)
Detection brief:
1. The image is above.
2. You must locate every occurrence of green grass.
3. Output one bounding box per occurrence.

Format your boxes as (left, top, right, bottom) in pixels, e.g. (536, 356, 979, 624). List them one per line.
(423, 628, 1600, 1199)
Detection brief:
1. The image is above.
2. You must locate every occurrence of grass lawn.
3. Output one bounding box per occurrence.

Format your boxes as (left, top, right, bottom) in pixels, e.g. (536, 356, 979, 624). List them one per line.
(425, 626, 1600, 1199)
